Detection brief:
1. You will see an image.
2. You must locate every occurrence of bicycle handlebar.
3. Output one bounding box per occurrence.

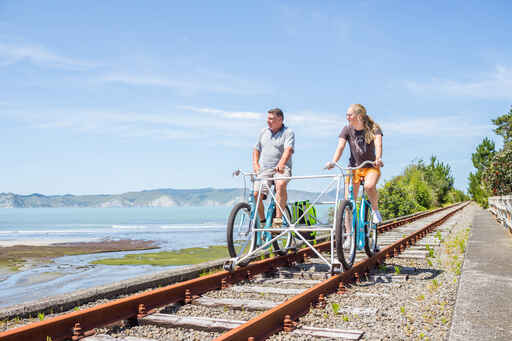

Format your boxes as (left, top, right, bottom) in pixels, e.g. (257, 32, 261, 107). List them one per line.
(325, 160, 383, 171)
(232, 169, 256, 177)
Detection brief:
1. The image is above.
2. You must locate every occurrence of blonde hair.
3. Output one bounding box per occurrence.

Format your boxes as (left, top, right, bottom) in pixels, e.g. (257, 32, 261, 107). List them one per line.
(349, 104, 381, 144)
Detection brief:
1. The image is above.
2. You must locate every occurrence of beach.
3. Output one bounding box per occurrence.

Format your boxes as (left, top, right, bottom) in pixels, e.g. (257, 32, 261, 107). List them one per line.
(0, 238, 159, 272)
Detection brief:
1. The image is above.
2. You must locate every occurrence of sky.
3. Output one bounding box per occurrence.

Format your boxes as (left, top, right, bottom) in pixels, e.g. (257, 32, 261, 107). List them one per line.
(1, 0, 511, 195)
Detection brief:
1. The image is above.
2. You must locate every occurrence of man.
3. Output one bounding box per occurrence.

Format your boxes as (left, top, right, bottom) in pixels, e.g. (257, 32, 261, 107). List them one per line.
(253, 108, 295, 229)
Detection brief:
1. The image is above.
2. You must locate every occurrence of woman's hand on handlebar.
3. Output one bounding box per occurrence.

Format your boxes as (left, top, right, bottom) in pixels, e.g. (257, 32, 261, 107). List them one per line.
(375, 158, 384, 168)
(324, 161, 336, 170)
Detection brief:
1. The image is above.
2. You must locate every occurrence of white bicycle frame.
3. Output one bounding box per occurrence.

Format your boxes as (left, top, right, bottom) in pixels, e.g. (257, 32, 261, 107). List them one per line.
(229, 160, 377, 273)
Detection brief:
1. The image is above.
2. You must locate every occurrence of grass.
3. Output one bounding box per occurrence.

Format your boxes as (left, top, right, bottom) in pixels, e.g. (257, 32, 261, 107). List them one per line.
(331, 302, 340, 315)
(92, 245, 229, 266)
(0, 258, 25, 272)
(199, 267, 223, 277)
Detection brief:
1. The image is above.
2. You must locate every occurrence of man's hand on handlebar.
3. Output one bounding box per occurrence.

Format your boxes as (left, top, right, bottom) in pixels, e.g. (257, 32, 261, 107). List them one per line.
(275, 164, 285, 174)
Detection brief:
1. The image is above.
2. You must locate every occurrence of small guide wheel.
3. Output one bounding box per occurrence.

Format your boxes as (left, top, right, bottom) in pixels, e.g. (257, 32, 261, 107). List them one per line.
(223, 260, 236, 272)
(331, 263, 342, 274)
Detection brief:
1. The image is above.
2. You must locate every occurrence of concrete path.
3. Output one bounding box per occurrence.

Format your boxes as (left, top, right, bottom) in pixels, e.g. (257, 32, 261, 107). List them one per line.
(449, 209, 512, 340)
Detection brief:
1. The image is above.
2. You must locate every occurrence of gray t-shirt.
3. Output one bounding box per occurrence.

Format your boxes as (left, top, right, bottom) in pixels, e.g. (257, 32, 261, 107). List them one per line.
(255, 125, 295, 170)
(339, 125, 383, 168)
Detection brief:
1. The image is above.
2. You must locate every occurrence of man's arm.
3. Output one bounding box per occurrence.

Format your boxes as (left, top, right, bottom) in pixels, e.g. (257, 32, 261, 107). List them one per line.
(253, 148, 261, 173)
(276, 147, 293, 173)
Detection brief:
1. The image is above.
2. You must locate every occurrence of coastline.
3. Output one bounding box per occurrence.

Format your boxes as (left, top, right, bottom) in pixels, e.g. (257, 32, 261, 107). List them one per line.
(0, 239, 160, 272)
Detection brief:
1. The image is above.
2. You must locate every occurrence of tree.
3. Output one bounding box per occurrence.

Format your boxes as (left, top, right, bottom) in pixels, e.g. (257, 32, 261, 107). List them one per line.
(378, 178, 420, 219)
(492, 105, 512, 145)
(482, 143, 512, 196)
(471, 137, 496, 173)
(468, 172, 489, 208)
(467, 137, 495, 207)
(378, 157, 461, 220)
(417, 156, 454, 205)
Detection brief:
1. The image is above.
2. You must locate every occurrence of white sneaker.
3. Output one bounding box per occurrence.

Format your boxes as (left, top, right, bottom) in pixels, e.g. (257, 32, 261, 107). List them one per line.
(372, 210, 382, 224)
(343, 236, 351, 248)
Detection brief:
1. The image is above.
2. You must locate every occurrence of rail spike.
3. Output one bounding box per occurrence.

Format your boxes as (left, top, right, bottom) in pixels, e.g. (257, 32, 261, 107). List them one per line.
(221, 277, 229, 289)
(184, 289, 192, 304)
(337, 281, 346, 294)
(137, 303, 147, 319)
(72, 322, 83, 341)
(316, 293, 326, 308)
(283, 314, 297, 332)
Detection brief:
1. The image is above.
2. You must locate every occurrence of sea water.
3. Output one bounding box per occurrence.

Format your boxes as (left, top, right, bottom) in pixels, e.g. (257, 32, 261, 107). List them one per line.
(0, 206, 330, 308)
(0, 207, 232, 248)
(0, 206, 233, 308)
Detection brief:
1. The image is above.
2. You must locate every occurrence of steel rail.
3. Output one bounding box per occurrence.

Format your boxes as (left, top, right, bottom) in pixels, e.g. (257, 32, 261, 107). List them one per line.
(0, 202, 466, 341)
(214, 202, 470, 341)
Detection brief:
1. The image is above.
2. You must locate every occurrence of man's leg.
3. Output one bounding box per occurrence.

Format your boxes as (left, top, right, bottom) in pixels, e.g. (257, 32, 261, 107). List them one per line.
(274, 179, 287, 220)
(254, 192, 266, 221)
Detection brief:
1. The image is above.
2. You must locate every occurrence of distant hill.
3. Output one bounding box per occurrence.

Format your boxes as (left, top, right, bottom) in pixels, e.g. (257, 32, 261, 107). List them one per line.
(0, 188, 336, 208)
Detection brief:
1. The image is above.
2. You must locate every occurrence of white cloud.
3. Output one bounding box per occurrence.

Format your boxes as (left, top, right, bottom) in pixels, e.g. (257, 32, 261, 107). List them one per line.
(405, 65, 512, 99)
(4, 105, 266, 142)
(101, 72, 270, 96)
(178, 106, 262, 120)
(0, 42, 96, 70)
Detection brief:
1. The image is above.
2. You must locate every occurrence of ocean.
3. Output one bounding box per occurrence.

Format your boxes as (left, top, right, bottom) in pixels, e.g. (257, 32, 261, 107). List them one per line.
(0, 206, 330, 308)
(0, 206, 234, 308)
(0, 207, 233, 249)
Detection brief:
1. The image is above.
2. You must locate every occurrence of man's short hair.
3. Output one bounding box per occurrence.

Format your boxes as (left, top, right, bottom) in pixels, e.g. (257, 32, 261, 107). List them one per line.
(268, 108, 284, 120)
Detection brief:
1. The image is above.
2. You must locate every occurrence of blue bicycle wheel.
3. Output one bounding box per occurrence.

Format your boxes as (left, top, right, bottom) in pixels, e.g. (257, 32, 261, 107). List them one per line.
(227, 202, 257, 259)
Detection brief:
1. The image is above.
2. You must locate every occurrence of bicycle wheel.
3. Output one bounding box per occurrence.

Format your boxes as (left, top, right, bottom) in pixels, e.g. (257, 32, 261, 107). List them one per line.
(271, 205, 293, 256)
(227, 202, 256, 258)
(335, 200, 356, 270)
(364, 201, 378, 257)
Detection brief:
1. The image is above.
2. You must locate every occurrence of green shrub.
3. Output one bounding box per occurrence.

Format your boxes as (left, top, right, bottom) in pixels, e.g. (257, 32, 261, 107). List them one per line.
(482, 143, 512, 196)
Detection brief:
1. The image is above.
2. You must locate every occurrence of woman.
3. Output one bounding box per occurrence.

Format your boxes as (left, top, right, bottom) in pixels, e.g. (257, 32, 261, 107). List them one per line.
(325, 103, 384, 223)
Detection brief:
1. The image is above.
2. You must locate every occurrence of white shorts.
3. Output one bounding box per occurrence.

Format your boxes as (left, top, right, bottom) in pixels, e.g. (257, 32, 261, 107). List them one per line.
(253, 167, 292, 196)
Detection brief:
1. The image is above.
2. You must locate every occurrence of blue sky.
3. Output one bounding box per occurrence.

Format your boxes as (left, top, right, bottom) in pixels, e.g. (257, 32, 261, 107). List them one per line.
(1, 0, 511, 195)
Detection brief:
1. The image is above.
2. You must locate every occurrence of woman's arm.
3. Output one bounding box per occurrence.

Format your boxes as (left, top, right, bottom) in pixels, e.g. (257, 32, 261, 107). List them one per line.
(325, 138, 347, 169)
(375, 134, 383, 167)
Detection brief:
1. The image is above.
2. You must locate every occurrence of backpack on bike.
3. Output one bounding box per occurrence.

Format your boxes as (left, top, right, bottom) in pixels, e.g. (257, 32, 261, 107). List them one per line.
(291, 200, 318, 240)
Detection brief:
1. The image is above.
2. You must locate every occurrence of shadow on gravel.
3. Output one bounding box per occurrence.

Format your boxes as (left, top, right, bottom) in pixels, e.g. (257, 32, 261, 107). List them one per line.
(353, 263, 444, 287)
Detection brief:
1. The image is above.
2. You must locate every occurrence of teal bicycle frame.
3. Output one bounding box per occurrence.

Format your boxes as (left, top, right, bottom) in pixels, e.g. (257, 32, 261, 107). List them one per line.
(247, 186, 287, 246)
(347, 180, 373, 251)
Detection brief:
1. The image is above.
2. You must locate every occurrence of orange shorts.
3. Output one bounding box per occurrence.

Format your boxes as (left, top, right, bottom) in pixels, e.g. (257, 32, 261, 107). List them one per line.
(344, 167, 381, 185)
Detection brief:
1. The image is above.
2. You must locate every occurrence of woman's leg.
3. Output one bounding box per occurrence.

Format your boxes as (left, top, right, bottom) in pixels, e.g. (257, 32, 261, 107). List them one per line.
(363, 170, 380, 210)
(344, 181, 360, 235)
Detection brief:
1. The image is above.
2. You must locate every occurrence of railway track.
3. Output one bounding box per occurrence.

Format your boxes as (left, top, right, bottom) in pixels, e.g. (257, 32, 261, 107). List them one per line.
(0, 202, 470, 341)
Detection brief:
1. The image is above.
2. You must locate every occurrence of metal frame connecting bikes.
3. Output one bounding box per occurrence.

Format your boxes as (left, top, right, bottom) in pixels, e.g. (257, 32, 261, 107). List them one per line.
(224, 160, 380, 273)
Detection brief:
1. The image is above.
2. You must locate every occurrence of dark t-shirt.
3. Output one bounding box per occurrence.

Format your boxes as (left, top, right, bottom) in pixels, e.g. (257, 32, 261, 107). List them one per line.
(339, 125, 383, 168)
